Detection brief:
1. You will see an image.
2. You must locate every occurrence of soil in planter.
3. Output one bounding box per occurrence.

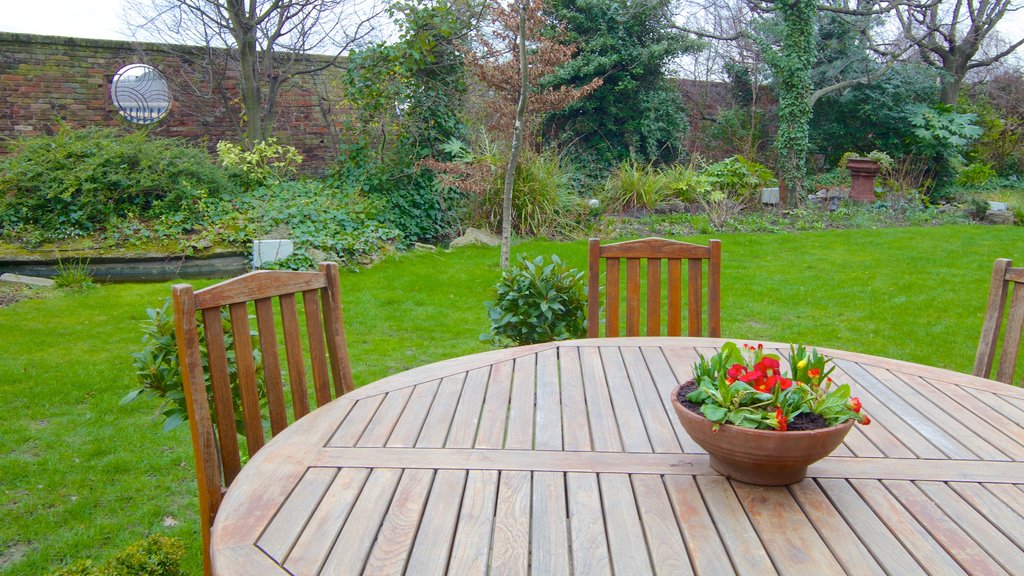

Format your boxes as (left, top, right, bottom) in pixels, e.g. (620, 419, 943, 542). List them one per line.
(676, 380, 830, 431)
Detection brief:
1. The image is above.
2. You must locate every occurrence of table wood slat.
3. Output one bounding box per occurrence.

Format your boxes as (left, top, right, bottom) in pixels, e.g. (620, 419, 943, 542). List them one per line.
(566, 473, 612, 576)
(664, 475, 733, 576)
(448, 470, 499, 576)
(559, 346, 592, 451)
(837, 360, 972, 459)
(490, 470, 530, 576)
(622, 347, 683, 453)
(534, 348, 563, 451)
(788, 480, 886, 576)
(849, 478, 967, 576)
(256, 468, 336, 563)
(581, 347, 624, 451)
(697, 476, 777, 576)
(361, 468, 433, 575)
(600, 347, 654, 453)
(914, 481, 1024, 572)
(816, 479, 926, 576)
(283, 468, 370, 575)
(405, 469, 467, 574)
(211, 338, 1024, 576)
(733, 482, 844, 575)
(631, 474, 694, 576)
(600, 473, 655, 576)
(416, 373, 465, 448)
(531, 471, 570, 576)
(475, 360, 514, 449)
(882, 479, 1009, 575)
(385, 379, 439, 448)
(643, 346, 704, 453)
(505, 355, 536, 450)
(878, 369, 1011, 461)
(329, 395, 385, 447)
(357, 386, 414, 448)
(318, 468, 402, 575)
(923, 376, 1024, 459)
(446, 367, 489, 449)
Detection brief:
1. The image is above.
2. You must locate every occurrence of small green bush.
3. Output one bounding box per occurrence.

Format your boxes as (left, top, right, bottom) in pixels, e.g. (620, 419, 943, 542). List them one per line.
(50, 535, 185, 576)
(956, 162, 996, 187)
(123, 299, 265, 432)
(485, 254, 587, 345)
(52, 258, 95, 291)
(0, 125, 237, 238)
(217, 138, 303, 190)
(664, 164, 711, 203)
(606, 161, 671, 210)
(702, 155, 775, 201)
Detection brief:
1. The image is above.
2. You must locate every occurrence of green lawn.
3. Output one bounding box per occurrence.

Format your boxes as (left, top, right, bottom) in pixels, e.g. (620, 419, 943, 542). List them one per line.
(1, 225, 1022, 574)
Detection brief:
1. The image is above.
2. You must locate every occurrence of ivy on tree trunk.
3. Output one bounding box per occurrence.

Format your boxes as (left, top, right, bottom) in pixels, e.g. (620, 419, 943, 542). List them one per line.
(767, 0, 815, 207)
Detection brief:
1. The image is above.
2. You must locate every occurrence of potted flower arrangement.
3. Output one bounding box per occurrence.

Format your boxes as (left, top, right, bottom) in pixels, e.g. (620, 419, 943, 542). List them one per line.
(671, 342, 870, 485)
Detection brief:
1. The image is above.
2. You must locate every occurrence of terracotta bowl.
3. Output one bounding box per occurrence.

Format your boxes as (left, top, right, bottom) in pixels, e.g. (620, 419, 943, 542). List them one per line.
(671, 382, 854, 485)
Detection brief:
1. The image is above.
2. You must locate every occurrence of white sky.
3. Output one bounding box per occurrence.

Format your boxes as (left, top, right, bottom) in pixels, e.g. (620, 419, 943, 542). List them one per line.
(1, 0, 1021, 55)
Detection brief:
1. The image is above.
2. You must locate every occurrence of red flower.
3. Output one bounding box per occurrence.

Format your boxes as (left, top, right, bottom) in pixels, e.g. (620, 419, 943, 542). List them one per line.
(848, 397, 862, 413)
(764, 375, 793, 391)
(775, 407, 788, 431)
(738, 370, 763, 384)
(727, 363, 747, 381)
(860, 414, 871, 425)
(807, 368, 821, 379)
(754, 357, 780, 377)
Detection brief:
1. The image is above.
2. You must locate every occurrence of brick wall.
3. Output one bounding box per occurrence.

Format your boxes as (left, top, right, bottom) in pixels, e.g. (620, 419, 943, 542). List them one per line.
(0, 32, 346, 171)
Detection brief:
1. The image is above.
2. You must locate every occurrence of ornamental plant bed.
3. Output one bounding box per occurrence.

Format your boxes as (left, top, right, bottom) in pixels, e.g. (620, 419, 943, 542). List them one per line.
(671, 342, 870, 485)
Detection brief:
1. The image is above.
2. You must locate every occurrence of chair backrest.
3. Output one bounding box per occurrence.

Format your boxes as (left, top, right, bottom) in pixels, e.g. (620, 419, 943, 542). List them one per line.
(587, 237, 721, 338)
(171, 262, 353, 575)
(974, 258, 1024, 384)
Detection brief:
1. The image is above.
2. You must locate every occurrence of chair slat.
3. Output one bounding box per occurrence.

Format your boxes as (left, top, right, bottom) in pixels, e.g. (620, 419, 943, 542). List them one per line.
(974, 259, 1012, 378)
(606, 259, 620, 337)
(194, 270, 327, 309)
(254, 298, 288, 436)
(587, 239, 601, 338)
(201, 307, 242, 485)
(688, 259, 702, 337)
(667, 259, 682, 336)
(708, 239, 722, 338)
(647, 259, 661, 336)
(997, 285, 1024, 384)
(627, 258, 641, 336)
(303, 289, 333, 407)
(279, 293, 310, 420)
(320, 262, 354, 396)
(228, 302, 265, 456)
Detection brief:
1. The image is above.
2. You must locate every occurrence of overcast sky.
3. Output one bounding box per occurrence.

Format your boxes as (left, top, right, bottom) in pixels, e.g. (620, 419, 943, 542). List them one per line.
(2, 0, 1022, 52)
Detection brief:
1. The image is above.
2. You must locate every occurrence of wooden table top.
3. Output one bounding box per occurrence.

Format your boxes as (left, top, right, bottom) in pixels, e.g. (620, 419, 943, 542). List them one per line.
(211, 337, 1024, 575)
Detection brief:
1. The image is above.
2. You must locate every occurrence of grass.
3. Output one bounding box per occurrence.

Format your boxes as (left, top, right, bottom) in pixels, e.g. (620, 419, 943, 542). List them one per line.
(1, 225, 1023, 574)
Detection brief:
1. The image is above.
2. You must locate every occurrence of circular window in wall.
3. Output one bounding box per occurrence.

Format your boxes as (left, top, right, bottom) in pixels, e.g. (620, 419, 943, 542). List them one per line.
(111, 64, 172, 124)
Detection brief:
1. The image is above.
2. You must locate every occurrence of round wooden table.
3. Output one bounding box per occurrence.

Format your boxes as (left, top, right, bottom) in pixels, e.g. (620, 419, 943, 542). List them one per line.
(212, 337, 1024, 575)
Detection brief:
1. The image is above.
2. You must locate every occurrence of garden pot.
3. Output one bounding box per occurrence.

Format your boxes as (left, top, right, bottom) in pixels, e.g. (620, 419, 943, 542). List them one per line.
(671, 382, 854, 485)
(846, 158, 881, 203)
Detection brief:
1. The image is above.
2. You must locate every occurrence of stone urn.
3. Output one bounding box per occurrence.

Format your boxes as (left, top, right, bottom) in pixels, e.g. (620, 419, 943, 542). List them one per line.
(846, 157, 881, 203)
(671, 382, 854, 485)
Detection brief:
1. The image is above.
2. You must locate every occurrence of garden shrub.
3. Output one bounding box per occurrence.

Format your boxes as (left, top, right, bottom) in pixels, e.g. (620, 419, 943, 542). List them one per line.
(702, 155, 775, 201)
(124, 299, 265, 433)
(485, 254, 587, 345)
(0, 125, 237, 239)
(605, 160, 672, 210)
(664, 164, 711, 203)
(50, 535, 185, 576)
(216, 138, 303, 190)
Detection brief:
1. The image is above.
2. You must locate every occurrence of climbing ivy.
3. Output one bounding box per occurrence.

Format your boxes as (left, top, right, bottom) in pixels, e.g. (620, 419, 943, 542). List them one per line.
(761, 0, 816, 206)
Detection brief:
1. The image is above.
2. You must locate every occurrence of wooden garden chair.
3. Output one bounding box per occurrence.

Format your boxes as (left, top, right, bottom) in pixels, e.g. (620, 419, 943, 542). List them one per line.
(587, 237, 722, 337)
(170, 262, 354, 575)
(974, 258, 1024, 384)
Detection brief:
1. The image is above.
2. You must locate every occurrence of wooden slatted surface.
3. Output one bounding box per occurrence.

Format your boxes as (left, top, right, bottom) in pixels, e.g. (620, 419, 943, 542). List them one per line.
(212, 338, 1024, 575)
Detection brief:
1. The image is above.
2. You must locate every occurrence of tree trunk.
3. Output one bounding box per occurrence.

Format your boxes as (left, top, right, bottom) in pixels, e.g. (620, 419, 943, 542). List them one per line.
(237, 30, 264, 142)
(500, 0, 530, 270)
(939, 58, 966, 106)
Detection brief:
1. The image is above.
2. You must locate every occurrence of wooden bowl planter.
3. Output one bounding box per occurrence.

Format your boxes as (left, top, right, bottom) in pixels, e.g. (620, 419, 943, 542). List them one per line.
(846, 157, 881, 203)
(671, 382, 854, 485)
